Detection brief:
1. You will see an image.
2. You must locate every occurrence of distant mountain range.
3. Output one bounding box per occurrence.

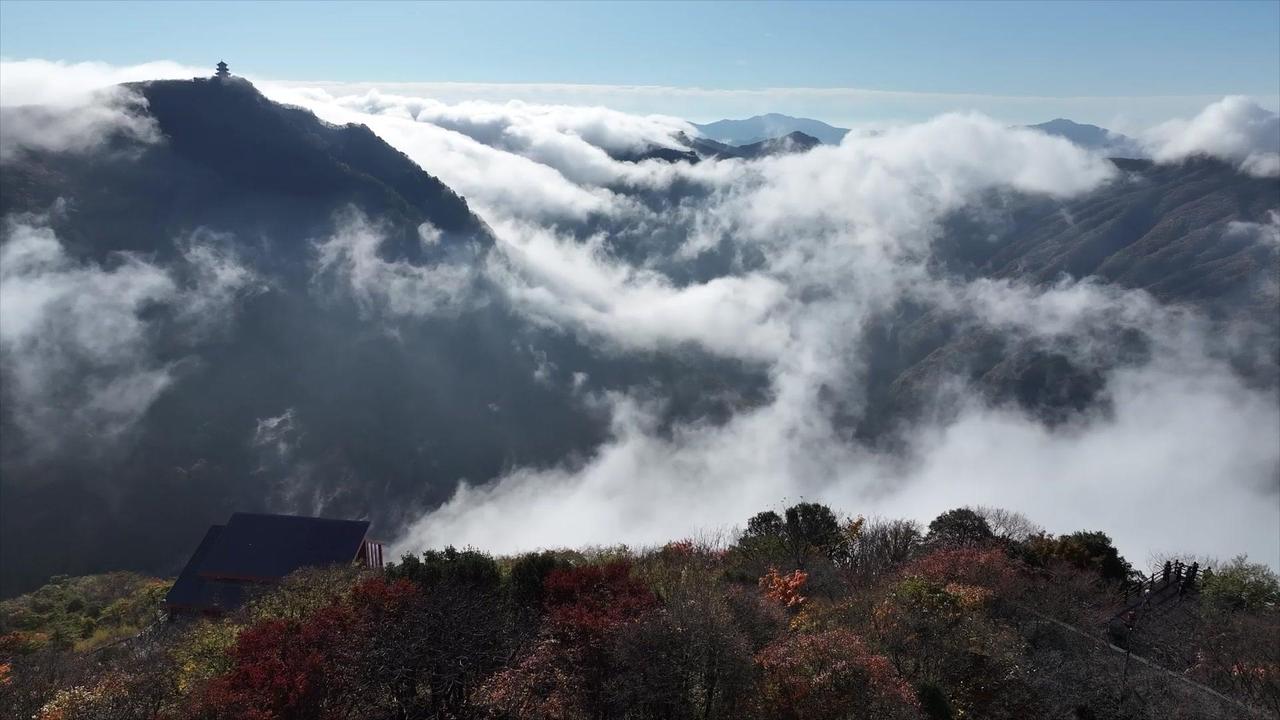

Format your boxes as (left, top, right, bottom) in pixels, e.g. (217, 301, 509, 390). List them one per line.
(613, 130, 821, 163)
(681, 130, 821, 160)
(1028, 118, 1145, 158)
(692, 113, 850, 146)
(691, 113, 1147, 159)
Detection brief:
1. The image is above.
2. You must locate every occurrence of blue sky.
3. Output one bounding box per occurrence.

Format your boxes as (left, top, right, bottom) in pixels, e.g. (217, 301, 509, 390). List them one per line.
(2, 0, 1278, 126)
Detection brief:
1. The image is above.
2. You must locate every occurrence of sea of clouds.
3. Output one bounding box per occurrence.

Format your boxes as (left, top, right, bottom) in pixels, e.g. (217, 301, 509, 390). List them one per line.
(2, 59, 1278, 568)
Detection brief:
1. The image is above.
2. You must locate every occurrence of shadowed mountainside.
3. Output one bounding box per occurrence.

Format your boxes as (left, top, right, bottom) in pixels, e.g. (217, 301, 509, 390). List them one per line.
(0, 78, 760, 596)
(0, 81, 1276, 597)
(693, 113, 850, 145)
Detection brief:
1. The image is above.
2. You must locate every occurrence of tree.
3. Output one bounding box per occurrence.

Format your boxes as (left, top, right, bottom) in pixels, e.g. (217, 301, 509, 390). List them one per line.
(871, 576, 1031, 718)
(844, 518, 923, 582)
(733, 503, 854, 580)
(380, 547, 509, 716)
(608, 566, 755, 720)
(783, 503, 844, 559)
(195, 604, 359, 720)
(1191, 606, 1280, 713)
(903, 547, 1017, 597)
(480, 561, 659, 720)
(387, 546, 502, 591)
(970, 506, 1042, 542)
(249, 564, 365, 622)
(474, 635, 587, 720)
(925, 509, 994, 549)
(754, 629, 918, 720)
(509, 551, 568, 618)
(1201, 556, 1280, 611)
(759, 568, 809, 609)
(1025, 531, 1132, 583)
(742, 511, 785, 542)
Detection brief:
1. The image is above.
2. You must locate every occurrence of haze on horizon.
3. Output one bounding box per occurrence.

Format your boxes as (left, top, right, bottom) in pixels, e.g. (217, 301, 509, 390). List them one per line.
(1, 0, 1278, 130)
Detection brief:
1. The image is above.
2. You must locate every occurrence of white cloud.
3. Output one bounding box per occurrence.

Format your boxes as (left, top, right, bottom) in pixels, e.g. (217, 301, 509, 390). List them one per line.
(0, 59, 210, 162)
(396, 290, 1280, 569)
(1142, 96, 1280, 177)
(261, 85, 618, 223)
(486, 219, 788, 360)
(0, 58, 207, 106)
(0, 87, 160, 161)
(0, 215, 258, 453)
(270, 78, 1279, 129)
(312, 209, 479, 318)
(0, 218, 176, 449)
(701, 113, 1116, 255)
(373, 96, 1276, 569)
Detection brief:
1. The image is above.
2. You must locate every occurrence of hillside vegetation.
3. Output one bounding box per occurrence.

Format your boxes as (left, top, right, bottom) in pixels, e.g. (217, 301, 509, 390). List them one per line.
(0, 572, 169, 657)
(2, 504, 1276, 720)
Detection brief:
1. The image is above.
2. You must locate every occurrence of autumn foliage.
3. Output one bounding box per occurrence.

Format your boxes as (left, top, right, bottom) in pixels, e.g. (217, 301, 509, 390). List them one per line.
(5, 504, 1278, 720)
(755, 629, 918, 719)
(197, 605, 358, 720)
(759, 567, 809, 608)
(901, 546, 1017, 595)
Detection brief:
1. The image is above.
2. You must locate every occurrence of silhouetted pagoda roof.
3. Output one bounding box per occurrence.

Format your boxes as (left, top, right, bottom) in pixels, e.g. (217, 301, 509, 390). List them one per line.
(165, 525, 223, 610)
(198, 512, 370, 582)
(164, 512, 373, 613)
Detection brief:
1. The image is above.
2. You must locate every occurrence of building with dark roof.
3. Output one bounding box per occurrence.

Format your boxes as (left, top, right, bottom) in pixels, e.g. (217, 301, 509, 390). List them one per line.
(165, 512, 384, 614)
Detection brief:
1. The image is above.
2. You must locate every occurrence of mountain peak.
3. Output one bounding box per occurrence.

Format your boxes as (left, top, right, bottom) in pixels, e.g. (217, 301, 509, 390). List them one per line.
(692, 114, 849, 146)
(137, 77, 487, 245)
(1028, 118, 1145, 158)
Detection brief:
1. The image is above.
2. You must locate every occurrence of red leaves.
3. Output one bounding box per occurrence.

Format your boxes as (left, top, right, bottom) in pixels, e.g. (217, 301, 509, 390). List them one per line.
(475, 561, 657, 719)
(194, 577, 423, 720)
(755, 629, 917, 719)
(474, 636, 586, 720)
(659, 539, 696, 560)
(349, 575, 420, 617)
(202, 604, 358, 720)
(543, 560, 657, 637)
(759, 567, 809, 608)
(902, 546, 1016, 595)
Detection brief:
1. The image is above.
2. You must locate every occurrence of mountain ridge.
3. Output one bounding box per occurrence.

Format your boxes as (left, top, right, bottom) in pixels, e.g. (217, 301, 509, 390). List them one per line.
(690, 113, 1151, 158)
(692, 113, 851, 145)
(0, 82, 1276, 599)
(1028, 117, 1145, 157)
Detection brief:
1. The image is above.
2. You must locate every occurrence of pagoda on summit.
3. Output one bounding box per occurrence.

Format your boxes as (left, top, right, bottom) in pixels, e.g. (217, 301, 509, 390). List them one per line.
(215, 60, 230, 79)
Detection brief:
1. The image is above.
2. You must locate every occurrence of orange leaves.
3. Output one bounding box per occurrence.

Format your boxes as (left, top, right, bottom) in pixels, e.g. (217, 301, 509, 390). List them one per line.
(0, 630, 47, 655)
(473, 636, 587, 720)
(942, 582, 994, 611)
(754, 629, 918, 719)
(902, 546, 1017, 596)
(759, 567, 809, 608)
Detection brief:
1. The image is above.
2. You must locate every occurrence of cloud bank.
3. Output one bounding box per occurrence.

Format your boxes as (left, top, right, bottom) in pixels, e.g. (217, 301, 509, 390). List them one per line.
(2, 59, 1276, 570)
(259, 84, 1269, 568)
(0, 59, 209, 161)
(0, 214, 259, 455)
(1142, 96, 1280, 177)
(273, 78, 1279, 129)
(312, 210, 479, 319)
